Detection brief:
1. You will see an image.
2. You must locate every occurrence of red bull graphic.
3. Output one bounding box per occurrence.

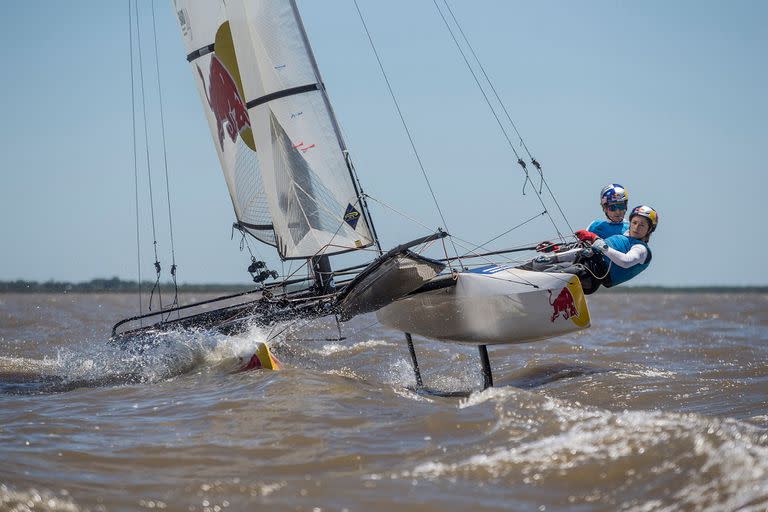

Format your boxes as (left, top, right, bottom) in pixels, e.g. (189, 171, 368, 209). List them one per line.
(548, 287, 579, 323)
(237, 353, 263, 372)
(234, 343, 281, 373)
(197, 55, 251, 151)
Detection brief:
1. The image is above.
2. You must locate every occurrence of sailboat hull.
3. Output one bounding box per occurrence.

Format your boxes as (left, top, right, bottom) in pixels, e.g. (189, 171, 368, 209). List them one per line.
(375, 266, 590, 345)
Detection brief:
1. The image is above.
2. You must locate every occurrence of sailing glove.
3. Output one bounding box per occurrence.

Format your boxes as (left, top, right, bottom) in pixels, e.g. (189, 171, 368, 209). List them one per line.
(535, 241, 561, 253)
(575, 230, 599, 242)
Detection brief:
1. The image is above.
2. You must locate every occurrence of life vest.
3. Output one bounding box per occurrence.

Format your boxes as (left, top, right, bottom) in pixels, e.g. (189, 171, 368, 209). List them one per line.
(602, 235, 652, 287)
(587, 219, 629, 239)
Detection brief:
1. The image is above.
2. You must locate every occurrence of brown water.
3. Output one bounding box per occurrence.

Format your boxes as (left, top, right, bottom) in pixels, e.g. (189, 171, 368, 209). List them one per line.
(1, 292, 766, 511)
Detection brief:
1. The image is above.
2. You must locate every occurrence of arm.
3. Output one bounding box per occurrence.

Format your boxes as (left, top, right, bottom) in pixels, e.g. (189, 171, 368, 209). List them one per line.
(602, 244, 648, 268)
(539, 246, 583, 264)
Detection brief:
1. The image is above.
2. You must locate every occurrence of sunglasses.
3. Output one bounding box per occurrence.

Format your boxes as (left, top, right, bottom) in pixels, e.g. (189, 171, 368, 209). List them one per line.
(605, 203, 627, 212)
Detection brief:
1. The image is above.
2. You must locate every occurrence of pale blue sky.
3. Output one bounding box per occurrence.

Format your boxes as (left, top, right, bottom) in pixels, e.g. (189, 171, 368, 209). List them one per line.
(0, 1, 765, 286)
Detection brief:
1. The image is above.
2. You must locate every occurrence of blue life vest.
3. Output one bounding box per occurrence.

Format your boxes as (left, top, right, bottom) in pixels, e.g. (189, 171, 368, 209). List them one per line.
(602, 235, 652, 287)
(588, 219, 629, 239)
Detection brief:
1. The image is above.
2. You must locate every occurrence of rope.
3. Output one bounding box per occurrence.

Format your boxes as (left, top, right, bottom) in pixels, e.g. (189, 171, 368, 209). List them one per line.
(342, 319, 382, 338)
(352, 0, 463, 267)
(344, 151, 383, 255)
(465, 210, 548, 256)
(580, 251, 612, 281)
(296, 196, 378, 290)
(363, 192, 546, 279)
(128, 0, 143, 320)
(441, 0, 576, 235)
(432, 0, 568, 242)
(267, 313, 317, 343)
(151, 0, 179, 309)
(366, 194, 542, 286)
(363, 194, 438, 234)
(134, 0, 163, 311)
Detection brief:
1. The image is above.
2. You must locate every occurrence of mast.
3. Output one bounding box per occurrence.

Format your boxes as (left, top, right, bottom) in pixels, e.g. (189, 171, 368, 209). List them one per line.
(287, 0, 382, 257)
(287, 0, 382, 293)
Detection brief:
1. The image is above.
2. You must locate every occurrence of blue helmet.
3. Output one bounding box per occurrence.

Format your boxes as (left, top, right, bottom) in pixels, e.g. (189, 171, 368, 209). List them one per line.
(600, 183, 628, 207)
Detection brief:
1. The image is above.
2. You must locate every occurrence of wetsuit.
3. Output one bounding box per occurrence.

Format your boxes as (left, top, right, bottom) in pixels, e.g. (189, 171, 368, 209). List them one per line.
(587, 219, 629, 239)
(599, 234, 652, 287)
(526, 234, 651, 294)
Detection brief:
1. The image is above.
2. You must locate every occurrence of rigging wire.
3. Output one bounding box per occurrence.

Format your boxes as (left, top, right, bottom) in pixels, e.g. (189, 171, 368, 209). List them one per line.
(441, 0, 576, 236)
(150, 0, 179, 309)
(364, 192, 537, 263)
(462, 210, 547, 256)
(431, 0, 567, 242)
(362, 193, 540, 287)
(351, 0, 464, 268)
(134, 0, 163, 311)
(128, 0, 143, 319)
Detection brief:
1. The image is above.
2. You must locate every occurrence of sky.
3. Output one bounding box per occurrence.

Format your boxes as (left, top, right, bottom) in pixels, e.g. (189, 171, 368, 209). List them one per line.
(0, 1, 766, 286)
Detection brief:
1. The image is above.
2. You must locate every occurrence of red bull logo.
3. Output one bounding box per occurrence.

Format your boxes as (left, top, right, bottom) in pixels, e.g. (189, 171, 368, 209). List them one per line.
(234, 342, 281, 373)
(197, 55, 251, 151)
(548, 287, 579, 323)
(238, 353, 263, 371)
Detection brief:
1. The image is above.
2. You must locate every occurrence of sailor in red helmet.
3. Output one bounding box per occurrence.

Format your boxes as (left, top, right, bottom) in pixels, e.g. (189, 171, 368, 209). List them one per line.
(532, 205, 658, 294)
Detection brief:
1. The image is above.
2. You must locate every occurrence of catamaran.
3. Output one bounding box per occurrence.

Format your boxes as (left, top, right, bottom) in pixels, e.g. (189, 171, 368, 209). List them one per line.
(113, 0, 591, 389)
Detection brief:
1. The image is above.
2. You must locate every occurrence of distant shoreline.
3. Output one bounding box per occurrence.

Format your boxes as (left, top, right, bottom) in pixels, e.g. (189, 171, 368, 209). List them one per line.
(0, 278, 254, 294)
(0, 278, 766, 294)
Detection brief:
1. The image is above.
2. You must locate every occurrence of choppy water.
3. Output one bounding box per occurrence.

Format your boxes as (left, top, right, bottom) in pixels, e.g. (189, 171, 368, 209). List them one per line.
(1, 292, 766, 511)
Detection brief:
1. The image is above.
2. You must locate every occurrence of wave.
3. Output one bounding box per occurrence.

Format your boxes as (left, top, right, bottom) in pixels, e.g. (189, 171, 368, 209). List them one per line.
(0, 323, 278, 394)
(395, 392, 768, 510)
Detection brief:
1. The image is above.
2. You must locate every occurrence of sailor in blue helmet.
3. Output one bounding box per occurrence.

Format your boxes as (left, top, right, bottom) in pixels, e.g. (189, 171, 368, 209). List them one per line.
(580, 183, 630, 239)
(531, 205, 658, 294)
(535, 183, 629, 253)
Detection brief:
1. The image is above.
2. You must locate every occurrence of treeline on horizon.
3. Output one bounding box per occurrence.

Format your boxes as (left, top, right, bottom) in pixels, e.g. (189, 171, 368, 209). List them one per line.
(0, 277, 254, 294)
(0, 278, 766, 294)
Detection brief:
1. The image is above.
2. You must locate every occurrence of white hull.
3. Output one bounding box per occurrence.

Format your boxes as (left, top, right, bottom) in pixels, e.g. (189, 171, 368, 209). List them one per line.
(376, 266, 590, 345)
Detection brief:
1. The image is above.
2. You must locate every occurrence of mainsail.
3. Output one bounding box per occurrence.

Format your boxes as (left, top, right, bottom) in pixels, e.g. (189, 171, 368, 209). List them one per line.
(173, 0, 375, 260)
(173, 0, 275, 246)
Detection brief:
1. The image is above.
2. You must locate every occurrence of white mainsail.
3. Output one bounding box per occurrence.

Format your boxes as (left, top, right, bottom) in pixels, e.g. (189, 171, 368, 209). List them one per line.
(173, 0, 375, 260)
(224, 0, 375, 260)
(173, 0, 276, 247)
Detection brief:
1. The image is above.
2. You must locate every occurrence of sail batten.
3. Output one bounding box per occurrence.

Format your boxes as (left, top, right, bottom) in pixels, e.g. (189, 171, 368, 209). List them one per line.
(186, 44, 215, 62)
(246, 83, 321, 109)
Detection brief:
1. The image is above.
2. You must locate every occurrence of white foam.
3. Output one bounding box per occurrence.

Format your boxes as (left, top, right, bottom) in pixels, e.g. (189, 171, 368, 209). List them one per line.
(203, 323, 272, 362)
(0, 356, 58, 375)
(0, 485, 81, 512)
(392, 386, 435, 403)
(255, 481, 286, 496)
(315, 339, 393, 356)
(402, 396, 768, 505)
(459, 386, 517, 409)
(382, 358, 420, 388)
